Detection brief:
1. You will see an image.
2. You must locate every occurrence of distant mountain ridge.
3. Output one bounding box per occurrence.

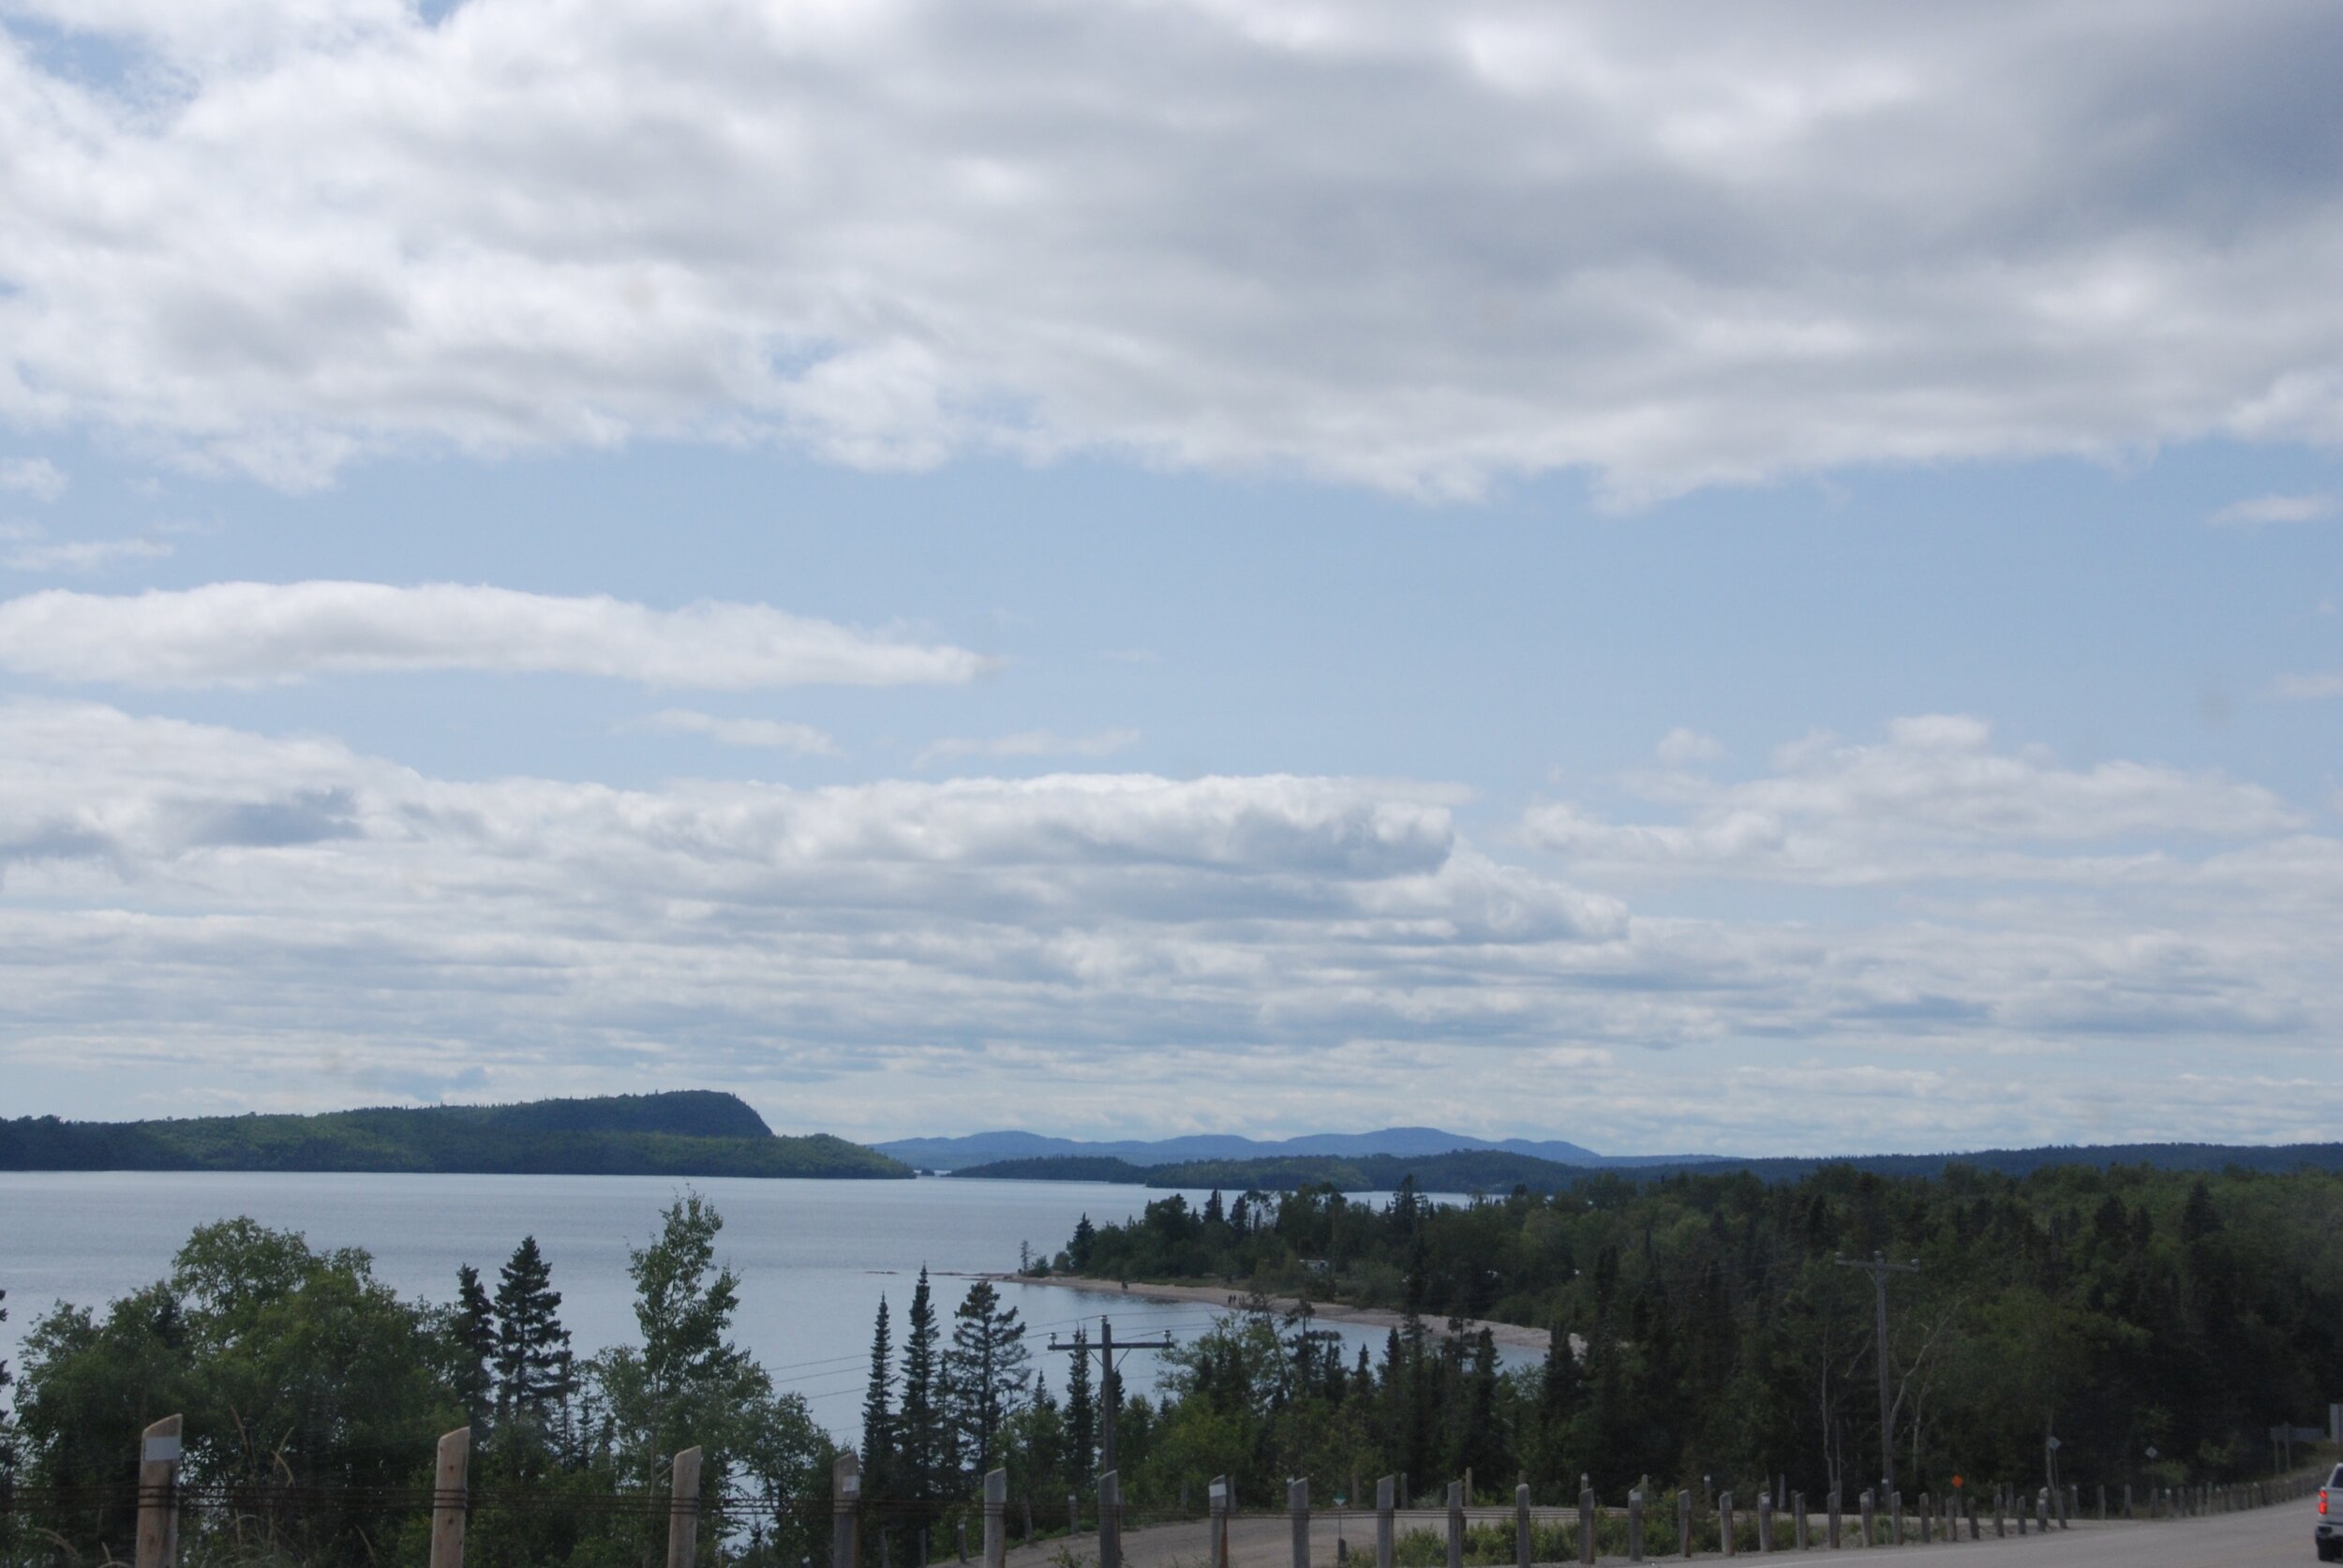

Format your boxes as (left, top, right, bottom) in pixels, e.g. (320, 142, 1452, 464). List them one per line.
(0, 1091, 912, 1178)
(871, 1125, 1650, 1170)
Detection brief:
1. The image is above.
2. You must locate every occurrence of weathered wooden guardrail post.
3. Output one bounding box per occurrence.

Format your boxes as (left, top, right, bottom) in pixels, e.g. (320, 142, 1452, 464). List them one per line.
(1101, 1471, 1123, 1568)
(1678, 1489, 1693, 1558)
(1916, 1491, 1930, 1546)
(1447, 1481, 1466, 1568)
(1291, 1477, 1309, 1568)
(1792, 1490, 1808, 1550)
(1377, 1476, 1396, 1568)
(833, 1452, 863, 1568)
(1515, 1482, 1532, 1568)
(134, 1413, 185, 1568)
(1578, 1483, 1596, 1565)
(1720, 1489, 1735, 1557)
(2095, 1484, 2105, 1521)
(1827, 1489, 1842, 1548)
(666, 1446, 703, 1568)
(1210, 1476, 1231, 1568)
(425, 1425, 468, 1568)
(1757, 1490, 1772, 1552)
(1625, 1485, 1644, 1562)
(984, 1470, 1007, 1568)
(1858, 1488, 1874, 1547)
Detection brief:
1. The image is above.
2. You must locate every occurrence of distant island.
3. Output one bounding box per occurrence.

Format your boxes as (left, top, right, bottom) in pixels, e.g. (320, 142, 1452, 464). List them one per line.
(946, 1140, 2343, 1189)
(0, 1090, 912, 1178)
(872, 1124, 1641, 1169)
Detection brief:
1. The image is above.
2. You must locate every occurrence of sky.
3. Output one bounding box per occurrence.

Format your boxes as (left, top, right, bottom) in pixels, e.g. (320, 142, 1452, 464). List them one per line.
(1, 0, 2340, 1156)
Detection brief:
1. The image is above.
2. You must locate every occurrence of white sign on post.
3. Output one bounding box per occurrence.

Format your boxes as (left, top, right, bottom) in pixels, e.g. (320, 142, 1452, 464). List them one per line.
(142, 1435, 182, 1463)
(1210, 1482, 1228, 1503)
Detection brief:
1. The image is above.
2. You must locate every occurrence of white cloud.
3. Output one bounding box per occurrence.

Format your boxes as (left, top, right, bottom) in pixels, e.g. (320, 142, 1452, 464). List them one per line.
(2276, 672, 2343, 700)
(3, 536, 173, 573)
(1655, 727, 1725, 767)
(1525, 714, 2300, 883)
(0, 581, 993, 688)
(0, 457, 67, 500)
(916, 728, 1141, 769)
(0, 2, 2339, 497)
(2207, 491, 2336, 527)
(640, 709, 841, 755)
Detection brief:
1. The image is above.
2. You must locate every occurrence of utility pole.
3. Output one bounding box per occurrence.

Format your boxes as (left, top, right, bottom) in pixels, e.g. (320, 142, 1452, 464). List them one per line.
(1047, 1317, 1174, 1476)
(1835, 1251, 1919, 1495)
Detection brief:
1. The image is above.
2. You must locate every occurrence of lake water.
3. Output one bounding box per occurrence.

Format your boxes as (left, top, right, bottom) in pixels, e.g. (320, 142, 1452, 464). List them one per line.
(0, 1172, 1506, 1439)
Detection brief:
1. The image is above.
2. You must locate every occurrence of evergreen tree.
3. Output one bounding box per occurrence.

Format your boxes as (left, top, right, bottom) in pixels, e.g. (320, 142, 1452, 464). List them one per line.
(492, 1235, 572, 1429)
(1064, 1325, 1096, 1491)
(0, 1285, 14, 1482)
(862, 1295, 896, 1498)
(1070, 1216, 1097, 1273)
(945, 1279, 1031, 1479)
(451, 1264, 497, 1430)
(900, 1266, 946, 1503)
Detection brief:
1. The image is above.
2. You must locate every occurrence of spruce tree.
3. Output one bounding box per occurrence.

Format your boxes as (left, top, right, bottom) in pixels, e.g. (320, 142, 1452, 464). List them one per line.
(900, 1266, 945, 1503)
(493, 1235, 572, 1429)
(862, 1296, 896, 1498)
(0, 1285, 14, 1482)
(452, 1264, 497, 1430)
(1064, 1325, 1095, 1491)
(945, 1279, 1031, 1479)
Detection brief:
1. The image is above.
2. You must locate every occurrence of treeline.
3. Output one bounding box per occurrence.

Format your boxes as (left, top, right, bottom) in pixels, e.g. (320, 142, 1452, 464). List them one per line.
(0, 1091, 911, 1178)
(953, 1143, 2343, 1192)
(1036, 1163, 2343, 1507)
(1, 1195, 836, 1566)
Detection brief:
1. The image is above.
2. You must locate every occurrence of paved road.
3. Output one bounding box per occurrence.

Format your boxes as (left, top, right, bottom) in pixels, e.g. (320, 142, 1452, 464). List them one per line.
(999, 1501, 2316, 1568)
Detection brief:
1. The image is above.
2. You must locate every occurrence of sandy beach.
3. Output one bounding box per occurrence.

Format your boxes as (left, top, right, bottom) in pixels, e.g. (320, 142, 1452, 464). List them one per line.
(987, 1272, 1554, 1352)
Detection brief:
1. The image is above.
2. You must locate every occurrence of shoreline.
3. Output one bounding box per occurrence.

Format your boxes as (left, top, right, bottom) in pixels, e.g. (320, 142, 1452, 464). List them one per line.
(987, 1272, 1552, 1352)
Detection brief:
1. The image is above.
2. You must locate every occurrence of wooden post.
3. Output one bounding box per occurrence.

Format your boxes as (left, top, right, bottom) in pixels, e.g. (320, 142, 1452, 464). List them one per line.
(1888, 1490, 1903, 1546)
(1917, 1492, 1930, 1546)
(1757, 1491, 1772, 1553)
(1858, 1488, 1873, 1548)
(1828, 1490, 1842, 1549)
(1211, 1476, 1231, 1568)
(834, 1452, 863, 1568)
(2096, 1484, 2106, 1522)
(1578, 1486, 1595, 1565)
(1447, 1482, 1466, 1568)
(1377, 1476, 1396, 1568)
(986, 1471, 1008, 1568)
(1720, 1489, 1735, 1557)
(1515, 1483, 1532, 1568)
(1101, 1471, 1123, 1568)
(1678, 1489, 1692, 1560)
(666, 1446, 703, 1568)
(427, 1426, 470, 1568)
(1793, 1491, 1807, 1551)
(1626, 1486, 1644, 1562)
(1291, 1477, 1309, 1568)
(135, 1414, 183, 1568)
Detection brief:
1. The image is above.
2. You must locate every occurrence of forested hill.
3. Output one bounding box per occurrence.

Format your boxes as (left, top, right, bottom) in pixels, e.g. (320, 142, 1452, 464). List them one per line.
(0, 1091, 912, 1177)
(951, 1141, 2343, 1190)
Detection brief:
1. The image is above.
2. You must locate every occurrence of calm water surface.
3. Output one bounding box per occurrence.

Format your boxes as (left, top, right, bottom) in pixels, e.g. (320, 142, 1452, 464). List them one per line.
(0, 1172, 1471, 1437)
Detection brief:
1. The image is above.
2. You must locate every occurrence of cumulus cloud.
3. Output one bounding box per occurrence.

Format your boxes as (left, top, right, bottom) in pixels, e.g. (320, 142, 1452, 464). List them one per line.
(3, 699, 2339, 1146)
(916, 728, 1141, 769)
(0, 581, 992, 687)
(1, 1, 2339, 497)
(2207, 492, 2336, 527)
(2276, 672, 2343, 700)
(1655, 728, 1726, 767)
(639, 709, 841, 755)
(1524, 714, 2299, 883)
(0, 457, 67, 500)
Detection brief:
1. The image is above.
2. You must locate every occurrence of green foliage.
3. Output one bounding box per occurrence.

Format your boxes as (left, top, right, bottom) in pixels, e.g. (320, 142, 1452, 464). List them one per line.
(1066, 1163, 2343, 1505)
(0, 1092, 913, 1178)
(946, 1280, 1031, 1476)
(494, 1235, 573, 1437)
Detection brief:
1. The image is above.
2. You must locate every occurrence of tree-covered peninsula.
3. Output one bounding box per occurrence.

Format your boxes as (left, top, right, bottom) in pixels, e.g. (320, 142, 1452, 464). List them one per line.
(0, 1091, 911, 1178)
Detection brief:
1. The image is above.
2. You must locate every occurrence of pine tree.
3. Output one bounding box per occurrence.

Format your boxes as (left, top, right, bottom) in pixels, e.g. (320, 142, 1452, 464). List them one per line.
(1069, 1216, 1097, 1273)
(493, 1235, 572, 1429)
(452, 1264, 497, 1430)
(0, 1285, 15, 1482)
(1064, 1325, 1095, 1491)
(945, 1279, 1031, 1479)
(900, 1266, 946, 1503)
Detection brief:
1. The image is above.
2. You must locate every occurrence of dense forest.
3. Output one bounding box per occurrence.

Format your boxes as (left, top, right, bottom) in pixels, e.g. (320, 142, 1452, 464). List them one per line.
(1001, 1163, 2343, 1512)
(950, 1142, 2343, 1190)
(0, 1092, 910, 1178)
